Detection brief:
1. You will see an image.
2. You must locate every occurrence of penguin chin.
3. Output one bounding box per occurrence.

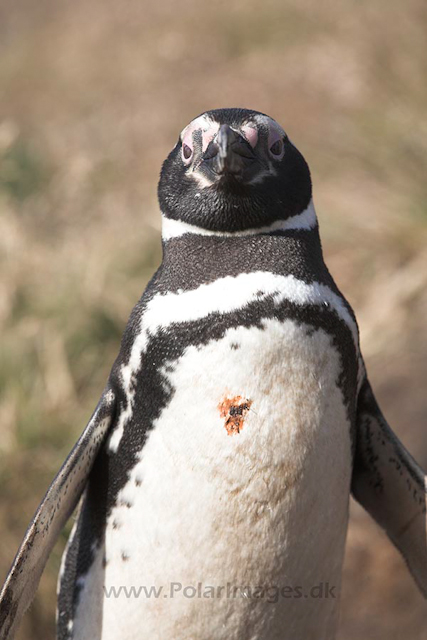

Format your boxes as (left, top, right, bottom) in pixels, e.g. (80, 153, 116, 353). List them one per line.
(210, 172, 255, 193)
(159, 179, 312, 233)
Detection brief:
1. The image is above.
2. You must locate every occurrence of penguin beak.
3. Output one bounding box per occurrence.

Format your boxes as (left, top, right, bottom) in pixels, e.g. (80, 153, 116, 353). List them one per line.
(203, 125, 255, 178)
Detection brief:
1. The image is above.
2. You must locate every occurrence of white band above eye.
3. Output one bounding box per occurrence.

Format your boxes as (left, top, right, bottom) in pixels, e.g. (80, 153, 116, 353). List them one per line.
(162, 200, 317, 241)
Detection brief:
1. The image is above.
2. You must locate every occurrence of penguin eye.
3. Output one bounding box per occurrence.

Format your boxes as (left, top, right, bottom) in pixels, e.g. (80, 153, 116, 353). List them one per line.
(269, 139, 284, 157)
(182, 143, 193, 162)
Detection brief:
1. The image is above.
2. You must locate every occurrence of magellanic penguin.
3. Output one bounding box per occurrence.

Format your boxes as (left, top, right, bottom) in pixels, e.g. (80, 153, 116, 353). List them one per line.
(1, 108, 426, 640)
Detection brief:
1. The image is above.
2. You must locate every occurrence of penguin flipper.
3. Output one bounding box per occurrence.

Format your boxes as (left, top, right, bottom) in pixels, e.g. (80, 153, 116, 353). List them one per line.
(0, 386, 116, 640)
(352, 378, 427, 596)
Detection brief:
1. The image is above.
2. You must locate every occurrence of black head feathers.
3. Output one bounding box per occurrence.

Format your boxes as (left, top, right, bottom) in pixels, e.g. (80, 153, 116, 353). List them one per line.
(158, 108, 312, 233)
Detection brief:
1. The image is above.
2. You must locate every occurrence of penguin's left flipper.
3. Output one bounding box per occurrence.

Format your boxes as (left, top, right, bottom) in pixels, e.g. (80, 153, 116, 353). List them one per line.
(352, 377, 427, 596)
(0, 386, 116, 640)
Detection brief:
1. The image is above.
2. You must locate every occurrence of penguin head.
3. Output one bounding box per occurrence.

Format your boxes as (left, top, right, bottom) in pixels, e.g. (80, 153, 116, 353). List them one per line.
(158, 108, 312, 233)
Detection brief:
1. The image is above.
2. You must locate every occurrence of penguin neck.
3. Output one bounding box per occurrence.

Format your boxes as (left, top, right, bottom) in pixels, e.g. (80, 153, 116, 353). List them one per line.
(161, 199, 318, 242)
(158, 204, 327, 295)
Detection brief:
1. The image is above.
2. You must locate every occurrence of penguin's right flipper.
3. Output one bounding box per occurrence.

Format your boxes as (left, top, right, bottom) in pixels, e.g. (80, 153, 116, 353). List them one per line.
(0, 386, 116, 640)
(352, 378, 427, 596)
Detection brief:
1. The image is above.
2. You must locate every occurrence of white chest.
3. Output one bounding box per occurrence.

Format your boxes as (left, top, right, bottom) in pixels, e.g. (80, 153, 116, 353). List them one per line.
(73, 316, 353, 640)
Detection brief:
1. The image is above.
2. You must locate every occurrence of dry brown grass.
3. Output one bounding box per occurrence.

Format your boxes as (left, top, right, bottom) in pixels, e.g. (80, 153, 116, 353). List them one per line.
(1, 1, 427, 638)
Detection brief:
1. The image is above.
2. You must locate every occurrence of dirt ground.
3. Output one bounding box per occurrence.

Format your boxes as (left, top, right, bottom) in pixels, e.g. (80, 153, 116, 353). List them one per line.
(1, 1, 427, 638)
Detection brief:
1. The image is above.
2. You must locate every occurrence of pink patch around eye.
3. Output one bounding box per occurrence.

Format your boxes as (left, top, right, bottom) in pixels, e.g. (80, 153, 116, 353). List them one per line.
(242, 125, 258, 148)
(181, 120, 220, 157)
(201, 128, 217, 152)
(182, 129, 194, 150)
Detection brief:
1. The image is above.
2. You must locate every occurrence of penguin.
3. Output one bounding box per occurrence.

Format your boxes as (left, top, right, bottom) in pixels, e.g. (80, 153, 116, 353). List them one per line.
(0, 108, 426, 640)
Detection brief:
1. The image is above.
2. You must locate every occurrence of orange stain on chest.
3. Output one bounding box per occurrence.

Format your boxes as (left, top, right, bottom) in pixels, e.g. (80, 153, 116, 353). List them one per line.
(218, 395, 253, 436)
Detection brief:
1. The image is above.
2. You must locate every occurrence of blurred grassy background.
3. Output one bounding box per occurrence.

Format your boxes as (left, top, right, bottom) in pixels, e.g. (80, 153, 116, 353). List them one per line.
(1, 0, 427, 637)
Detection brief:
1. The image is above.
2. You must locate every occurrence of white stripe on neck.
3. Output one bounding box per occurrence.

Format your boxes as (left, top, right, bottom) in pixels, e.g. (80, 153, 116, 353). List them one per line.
(161, 200, 317, 241)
